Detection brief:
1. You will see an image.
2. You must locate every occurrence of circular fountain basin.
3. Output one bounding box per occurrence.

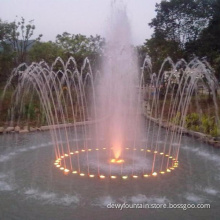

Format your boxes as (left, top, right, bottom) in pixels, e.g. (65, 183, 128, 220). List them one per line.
(0, 127, 219, 220)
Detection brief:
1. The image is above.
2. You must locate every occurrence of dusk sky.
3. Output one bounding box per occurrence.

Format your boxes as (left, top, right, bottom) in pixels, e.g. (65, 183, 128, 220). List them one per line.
(0, 0, 161, 45)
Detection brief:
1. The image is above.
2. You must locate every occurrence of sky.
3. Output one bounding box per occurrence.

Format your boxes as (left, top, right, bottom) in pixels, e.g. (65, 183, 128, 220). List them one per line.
(0, 0, 161, 45)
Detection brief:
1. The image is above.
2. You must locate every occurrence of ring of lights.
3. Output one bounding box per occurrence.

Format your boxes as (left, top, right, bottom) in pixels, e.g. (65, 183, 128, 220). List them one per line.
(54, 147, 179, 180)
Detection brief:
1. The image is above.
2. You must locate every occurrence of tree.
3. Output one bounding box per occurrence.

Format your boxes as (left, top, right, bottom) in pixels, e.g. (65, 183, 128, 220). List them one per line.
(28, 41, 63, 64)
(149, 0, 213, 49)
(8, 17, 43, 65)
(0, 17, 42, 81)
(56, 32, 105, 69)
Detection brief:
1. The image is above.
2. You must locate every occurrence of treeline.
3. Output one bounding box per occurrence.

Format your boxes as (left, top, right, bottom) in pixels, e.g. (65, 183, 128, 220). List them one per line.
(0, 0, 220, 83)
(139, 0, 220, 79)
(0, 17, 105, 83)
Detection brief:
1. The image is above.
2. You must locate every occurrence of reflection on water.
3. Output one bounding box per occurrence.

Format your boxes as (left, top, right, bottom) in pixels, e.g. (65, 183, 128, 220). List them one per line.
(0, 128, 219, 220)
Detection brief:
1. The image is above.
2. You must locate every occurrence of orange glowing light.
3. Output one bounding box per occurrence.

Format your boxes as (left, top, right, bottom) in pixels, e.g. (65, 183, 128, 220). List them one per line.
(75, 151, 79, 153)
(100, 175, 105, 179)
(160, 171, 165, 174)
(152, 172, 157, 176)
(143, 174, 149, 177)
(56, 165, 61, 168)
(80, 173, 85, 176)
(167, 169, 171, 172)
(60, 167, 64, 170)
(61, 156, 64, 158)
(81, 149, 85, 152)
(65, 154, 68, 157)
(133, 175, 138, 178)
(72, 171, 77, 174)
(110, 158, 124, 164)
(122, 176, 128, 179)
(147, 150, 151, 152)
(64, 169, 69, 173)
(88, 149, 92, 151)
(89, 174, 95, 178)
(70, 152, 74, 155)
(160, 152, 164, 155)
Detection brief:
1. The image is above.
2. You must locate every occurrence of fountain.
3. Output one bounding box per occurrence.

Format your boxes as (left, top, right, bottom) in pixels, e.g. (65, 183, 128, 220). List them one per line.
(0, 1, 220, 219)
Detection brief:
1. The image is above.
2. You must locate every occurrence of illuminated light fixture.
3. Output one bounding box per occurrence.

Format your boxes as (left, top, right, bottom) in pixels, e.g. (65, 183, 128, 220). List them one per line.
(110, 159, 116, 163)
(152, 172, 157, 176)
(110, 158, 124, 164)
(54, 147, 179, 180)
(111, 176, 117, 179)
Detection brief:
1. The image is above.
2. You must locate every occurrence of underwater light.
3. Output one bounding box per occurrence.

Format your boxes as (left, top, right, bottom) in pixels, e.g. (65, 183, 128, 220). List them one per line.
(152, 172, 157, 176)
(110, 158, 124, 164)
(122, 176, 128, 179)
(54, 147, 178, 180)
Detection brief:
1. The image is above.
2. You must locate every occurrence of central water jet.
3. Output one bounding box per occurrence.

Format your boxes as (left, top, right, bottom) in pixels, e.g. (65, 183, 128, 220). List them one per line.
(96, 1, 141, 162)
